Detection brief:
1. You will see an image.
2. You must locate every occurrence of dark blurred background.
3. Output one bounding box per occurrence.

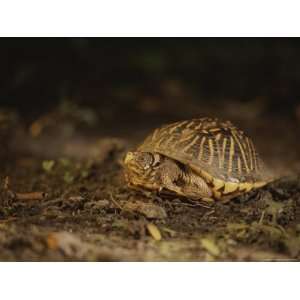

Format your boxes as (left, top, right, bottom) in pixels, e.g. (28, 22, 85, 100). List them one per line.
(1, 38, 300, 131)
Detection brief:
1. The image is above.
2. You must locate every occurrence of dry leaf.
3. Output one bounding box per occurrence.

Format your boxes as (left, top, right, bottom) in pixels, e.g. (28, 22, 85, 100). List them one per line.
(201, 238, 220, 256)
(146, 223, 162, 241)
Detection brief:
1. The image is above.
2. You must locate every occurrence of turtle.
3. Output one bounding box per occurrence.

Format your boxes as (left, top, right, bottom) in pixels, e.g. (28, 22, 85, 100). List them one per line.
(123, 117, 273, 202)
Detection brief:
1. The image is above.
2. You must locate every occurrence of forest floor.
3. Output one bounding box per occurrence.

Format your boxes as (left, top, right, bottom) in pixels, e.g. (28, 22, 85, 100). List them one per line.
(1, 84, 300, 261)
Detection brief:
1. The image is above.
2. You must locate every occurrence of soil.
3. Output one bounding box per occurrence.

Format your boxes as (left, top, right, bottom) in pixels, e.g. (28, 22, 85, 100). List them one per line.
(1, 88, 300, 262)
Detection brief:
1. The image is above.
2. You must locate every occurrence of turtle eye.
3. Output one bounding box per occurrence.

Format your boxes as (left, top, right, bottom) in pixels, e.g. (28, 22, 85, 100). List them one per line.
(138, 152, 154, 170)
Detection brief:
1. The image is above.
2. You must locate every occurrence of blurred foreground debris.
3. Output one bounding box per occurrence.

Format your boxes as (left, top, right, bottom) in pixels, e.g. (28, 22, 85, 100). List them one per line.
(146, 223, 162, 241)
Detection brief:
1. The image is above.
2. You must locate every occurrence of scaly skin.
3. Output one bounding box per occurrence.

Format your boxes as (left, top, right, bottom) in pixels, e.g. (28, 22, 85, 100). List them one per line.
(124, 151, 213, 200)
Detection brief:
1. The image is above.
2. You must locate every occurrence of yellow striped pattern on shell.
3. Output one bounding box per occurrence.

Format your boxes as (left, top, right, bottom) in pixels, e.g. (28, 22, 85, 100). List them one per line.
(138, 118, 271, 199)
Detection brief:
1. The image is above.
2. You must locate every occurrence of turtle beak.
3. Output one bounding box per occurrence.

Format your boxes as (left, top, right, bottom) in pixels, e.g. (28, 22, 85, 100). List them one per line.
(124, 152, 135, 165)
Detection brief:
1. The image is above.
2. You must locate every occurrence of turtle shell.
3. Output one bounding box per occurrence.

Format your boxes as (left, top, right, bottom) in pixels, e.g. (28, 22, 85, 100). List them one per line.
(138, 118, 271, 189)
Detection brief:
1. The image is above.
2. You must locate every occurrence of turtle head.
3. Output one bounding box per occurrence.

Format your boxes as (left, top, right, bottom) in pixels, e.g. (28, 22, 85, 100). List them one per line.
(123, 151, 162, 190)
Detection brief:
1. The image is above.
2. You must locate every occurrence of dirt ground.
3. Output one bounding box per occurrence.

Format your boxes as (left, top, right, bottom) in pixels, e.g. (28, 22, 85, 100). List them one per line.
(1, 82, 300, 261)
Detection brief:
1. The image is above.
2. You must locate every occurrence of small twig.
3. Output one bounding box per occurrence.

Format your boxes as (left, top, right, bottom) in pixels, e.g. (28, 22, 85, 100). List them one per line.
(258, 210, 265, 224)
(109, 192, 123, 210)
(200, 209, 215, 221)
(40, 197, 63, 207)
(2, 176, 47, 201)
(9, 191, 48, 201)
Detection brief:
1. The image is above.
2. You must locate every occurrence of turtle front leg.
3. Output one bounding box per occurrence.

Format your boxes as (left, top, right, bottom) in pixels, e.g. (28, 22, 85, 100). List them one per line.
(157, 159, 213, 200)
(182, 172, 213, 201)
(158, 159, 186, 196)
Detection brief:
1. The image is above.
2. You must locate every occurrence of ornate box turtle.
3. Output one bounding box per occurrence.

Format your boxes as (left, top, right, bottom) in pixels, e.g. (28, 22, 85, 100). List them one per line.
(124, 118, 272, 201)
